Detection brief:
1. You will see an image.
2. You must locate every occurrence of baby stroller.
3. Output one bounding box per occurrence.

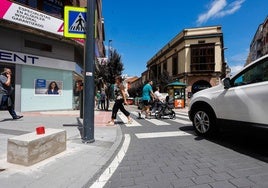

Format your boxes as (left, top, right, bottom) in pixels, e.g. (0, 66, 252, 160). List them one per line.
(155, 96, 176, 119)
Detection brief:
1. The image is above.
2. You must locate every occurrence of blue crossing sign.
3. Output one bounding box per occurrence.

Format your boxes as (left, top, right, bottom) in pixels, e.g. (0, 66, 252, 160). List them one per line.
(64, 6, 87, 38)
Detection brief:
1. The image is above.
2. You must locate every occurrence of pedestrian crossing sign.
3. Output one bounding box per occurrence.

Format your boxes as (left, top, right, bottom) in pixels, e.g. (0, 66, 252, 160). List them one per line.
(64, 6, 87, 38)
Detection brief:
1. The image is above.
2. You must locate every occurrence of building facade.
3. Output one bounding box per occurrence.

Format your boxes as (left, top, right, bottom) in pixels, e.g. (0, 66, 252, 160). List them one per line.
(247, 16, 268, 65)
(146, 26, 226, 105)
(0, 0, 105, 112)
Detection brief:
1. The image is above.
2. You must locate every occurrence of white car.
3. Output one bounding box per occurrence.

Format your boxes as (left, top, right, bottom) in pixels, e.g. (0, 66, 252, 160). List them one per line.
(188, 54, 268, 136)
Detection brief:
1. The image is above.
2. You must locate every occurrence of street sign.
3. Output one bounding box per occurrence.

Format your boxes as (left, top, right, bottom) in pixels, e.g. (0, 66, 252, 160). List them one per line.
(64, 6, 87, 39)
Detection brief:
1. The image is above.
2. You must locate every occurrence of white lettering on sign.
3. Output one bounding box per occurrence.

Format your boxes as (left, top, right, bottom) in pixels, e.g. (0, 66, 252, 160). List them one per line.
(0, 50, 39, 64)
(3, 2, 63, 35)
(0, 49, 76, 71)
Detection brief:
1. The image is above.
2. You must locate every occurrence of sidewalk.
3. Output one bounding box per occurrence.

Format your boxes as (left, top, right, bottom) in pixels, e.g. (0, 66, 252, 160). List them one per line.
(0, 105, 189, 188)
(0, 109, 121, 188)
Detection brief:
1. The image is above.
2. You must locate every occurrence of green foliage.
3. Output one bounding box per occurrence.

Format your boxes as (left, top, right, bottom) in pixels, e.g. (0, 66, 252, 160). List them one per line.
(159, 70, 173, 89)
(128, 83, 143, 97)
(96, 49, 124, 85)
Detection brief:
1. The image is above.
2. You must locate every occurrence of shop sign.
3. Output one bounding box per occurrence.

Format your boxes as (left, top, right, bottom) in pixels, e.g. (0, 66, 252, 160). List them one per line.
(0, 49, 75, 71)
(0, 49, 39, 64)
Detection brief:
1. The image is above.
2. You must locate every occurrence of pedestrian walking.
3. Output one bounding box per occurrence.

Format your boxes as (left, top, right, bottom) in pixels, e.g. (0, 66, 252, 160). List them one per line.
(95, 90, 101, 109)
(138, 80, 155, 119)
(100, 89, 106, 110)
(107, 76, 132, 125)
(0, 68, 23, 119)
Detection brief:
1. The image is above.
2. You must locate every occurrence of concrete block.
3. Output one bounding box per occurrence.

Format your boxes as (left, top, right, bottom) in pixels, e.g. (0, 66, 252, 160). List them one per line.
(7, 128, 66, 166)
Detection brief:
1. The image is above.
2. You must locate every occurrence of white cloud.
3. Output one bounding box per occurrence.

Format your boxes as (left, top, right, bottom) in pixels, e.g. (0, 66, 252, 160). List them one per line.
(230, 64, 244, 75)
(196, 0, 245, 26)
(226, 49, 249, 75)
(229, 53, 248, 63)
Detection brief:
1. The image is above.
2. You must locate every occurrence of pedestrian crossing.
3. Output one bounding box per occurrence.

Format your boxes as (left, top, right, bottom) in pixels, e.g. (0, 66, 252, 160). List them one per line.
(116, 111, 192, 127)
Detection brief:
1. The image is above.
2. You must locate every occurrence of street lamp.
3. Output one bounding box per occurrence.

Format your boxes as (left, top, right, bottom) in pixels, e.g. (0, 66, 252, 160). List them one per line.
(221, 47, 228, 78)
(226, 64, 231, 77)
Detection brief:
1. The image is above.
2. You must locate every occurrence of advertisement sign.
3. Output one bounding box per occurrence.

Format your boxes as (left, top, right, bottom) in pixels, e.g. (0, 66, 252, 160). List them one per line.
(0, 0, 63, 36)
(35, 79, 63, 96)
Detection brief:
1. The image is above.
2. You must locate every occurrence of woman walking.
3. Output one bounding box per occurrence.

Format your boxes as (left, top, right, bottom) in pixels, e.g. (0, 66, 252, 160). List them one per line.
(107, 76, 132, 125)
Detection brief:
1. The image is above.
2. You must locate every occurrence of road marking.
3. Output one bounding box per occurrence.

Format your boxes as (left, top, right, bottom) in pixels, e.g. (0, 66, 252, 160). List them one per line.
(147, 118, 170, 125)
(129, 112, 171, 126)
(121, 111, 191, 127)
(176, 112, 188, 116)
(135, 131, 191, 139)
(176, 114, 190, 120)
(118, 113, 142, 127)
(171, 118, 192, 125)
(89, 134, 131, 188)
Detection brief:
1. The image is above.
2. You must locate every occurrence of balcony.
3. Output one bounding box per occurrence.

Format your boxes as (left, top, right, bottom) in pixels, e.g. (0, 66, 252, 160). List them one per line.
(190, 62, 215, 73)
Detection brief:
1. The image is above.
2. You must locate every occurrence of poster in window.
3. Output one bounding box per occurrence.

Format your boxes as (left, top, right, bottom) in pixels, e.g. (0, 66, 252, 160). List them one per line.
(34, 79, 63, 96)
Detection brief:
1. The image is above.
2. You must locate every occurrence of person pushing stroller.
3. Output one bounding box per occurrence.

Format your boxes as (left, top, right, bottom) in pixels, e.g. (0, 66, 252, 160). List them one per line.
(151, 86, 164, 115)
(155, 94, 176, 119)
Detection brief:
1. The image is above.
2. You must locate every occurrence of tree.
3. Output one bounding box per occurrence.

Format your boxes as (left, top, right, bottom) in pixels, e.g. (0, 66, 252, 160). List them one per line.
(157, 70, 173, 92)
(103, 49, 124, 84)
(95, 49, 124, 110)
(95, 49, 123, 82)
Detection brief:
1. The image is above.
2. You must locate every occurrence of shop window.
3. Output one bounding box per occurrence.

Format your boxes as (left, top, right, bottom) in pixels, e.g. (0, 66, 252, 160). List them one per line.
(25, 40, 52, 52)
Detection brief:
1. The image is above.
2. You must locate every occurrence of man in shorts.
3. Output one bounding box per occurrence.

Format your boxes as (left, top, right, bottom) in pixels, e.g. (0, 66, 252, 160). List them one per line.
(138, 80, 155, 119)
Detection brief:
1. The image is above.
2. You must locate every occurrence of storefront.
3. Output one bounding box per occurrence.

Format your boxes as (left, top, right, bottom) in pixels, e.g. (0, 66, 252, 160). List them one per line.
(0, 0, 85, 112)
(0, 49, 83, 112)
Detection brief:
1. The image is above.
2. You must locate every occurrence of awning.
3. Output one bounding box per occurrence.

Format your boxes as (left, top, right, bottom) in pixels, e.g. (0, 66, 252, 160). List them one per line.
(166, 81, 187, 87)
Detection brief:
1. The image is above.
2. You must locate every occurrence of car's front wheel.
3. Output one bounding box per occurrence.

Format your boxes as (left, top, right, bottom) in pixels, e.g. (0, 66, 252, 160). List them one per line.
(192, 107, 217, 136)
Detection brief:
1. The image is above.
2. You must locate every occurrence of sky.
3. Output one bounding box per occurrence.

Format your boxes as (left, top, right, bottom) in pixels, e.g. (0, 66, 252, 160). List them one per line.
(102, 0, 268, 76)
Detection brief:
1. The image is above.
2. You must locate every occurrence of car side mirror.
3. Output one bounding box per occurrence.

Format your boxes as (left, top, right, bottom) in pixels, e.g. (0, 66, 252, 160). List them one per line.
(223, 78, 231, 89)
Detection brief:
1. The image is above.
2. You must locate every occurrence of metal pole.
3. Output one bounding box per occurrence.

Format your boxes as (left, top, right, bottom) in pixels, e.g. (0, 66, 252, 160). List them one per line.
(82, 0, 95, 143)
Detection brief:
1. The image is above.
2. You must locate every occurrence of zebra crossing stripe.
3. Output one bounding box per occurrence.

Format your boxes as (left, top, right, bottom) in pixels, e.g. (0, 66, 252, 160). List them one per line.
(176, 112, 188, 116)
(135, 131, 191, 139)
(176, 114, 190, 120)
(130, 112, 170, 126)
(147, 118, 170, 125)
(171, 118, 192, 125)
(118, 112, 142, 127)
(118, 111, 191, 127)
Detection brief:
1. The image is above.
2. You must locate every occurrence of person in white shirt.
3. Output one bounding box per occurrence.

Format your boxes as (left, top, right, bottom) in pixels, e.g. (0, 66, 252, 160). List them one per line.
(151, 86, 163, 115)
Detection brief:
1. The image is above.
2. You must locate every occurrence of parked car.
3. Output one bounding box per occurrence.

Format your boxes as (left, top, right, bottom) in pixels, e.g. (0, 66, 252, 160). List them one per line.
(188, 54, 268, 136)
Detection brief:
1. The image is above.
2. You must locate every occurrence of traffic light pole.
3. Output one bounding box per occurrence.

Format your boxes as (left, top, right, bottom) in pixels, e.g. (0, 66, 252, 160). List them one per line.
(82, 0, 95, 143)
